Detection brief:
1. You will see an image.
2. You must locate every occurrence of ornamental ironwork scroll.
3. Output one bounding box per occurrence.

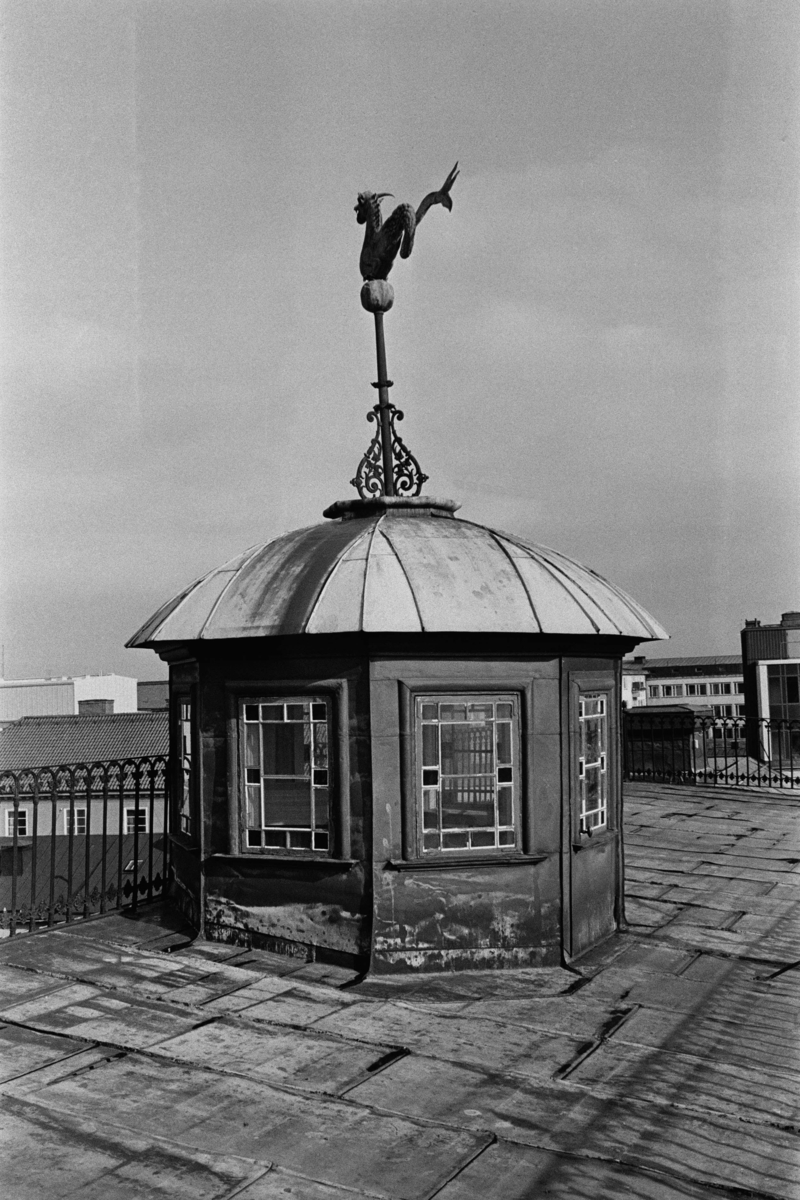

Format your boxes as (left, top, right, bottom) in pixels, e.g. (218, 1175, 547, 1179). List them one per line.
(350, 164, 458, 500)
(351, 402, 429, 499)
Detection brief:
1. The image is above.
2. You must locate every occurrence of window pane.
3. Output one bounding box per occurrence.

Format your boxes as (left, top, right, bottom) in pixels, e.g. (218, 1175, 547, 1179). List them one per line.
(312, 722, 328, 767)
(441, 721, 494, 777)
(423, 831, 439, 849)
(263, 830, 285, 847)
(440, 704, 466, 722)
(442, 831, 469, 848)
(263, 780, 311, 827)
(496, 723, 512, 764)
(314, 831, 329, 850)
(314, 795, 329, 829)
(498, 829, 515, 845)
(245, 786, 261, 827)
(245, 767, 260, 784)
(244, 724, 260, 767)
(288, 830, 312, 849)
(286, 703, 306, 722)
(422, 768, 439, 787)
(260, 704, 284, 721)
(422, 724, 439, 766)
(497, 786, 513, 826)
(468, 704, 493, 721)
(496, 703, 513, 719)
(421, 703, 438, 720)
(244, 704, 259, 721)
(313, 769, 329, 787)
(471, 830, 494, 847)
(497, 766, 513, 784)
(583, 722, 601, 763)
(441, 776, 494, 828)
(311, 703, 327, 721)
(263, 723, 308, 776)
(247, 829, 263, 847)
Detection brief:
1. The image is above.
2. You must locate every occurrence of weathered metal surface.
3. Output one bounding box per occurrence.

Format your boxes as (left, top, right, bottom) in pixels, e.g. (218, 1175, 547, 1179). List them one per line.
(205, 894, 367, 960)
(151, 1015, 394, 1095)
(127, 511, 667, 645)
(1, 1100, 264, 1200)
(2, 806, 800, 1200)
(26, 1053, 493, 1199)
(370, 860, 562, 972)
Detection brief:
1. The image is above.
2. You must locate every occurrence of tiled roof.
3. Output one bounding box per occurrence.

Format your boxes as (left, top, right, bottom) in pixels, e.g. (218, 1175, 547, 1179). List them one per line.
(0, 712, 169, 771)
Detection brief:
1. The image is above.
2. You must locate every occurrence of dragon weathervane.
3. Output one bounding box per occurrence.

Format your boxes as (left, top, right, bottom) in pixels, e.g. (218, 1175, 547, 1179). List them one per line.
(351, 163, 459, 501)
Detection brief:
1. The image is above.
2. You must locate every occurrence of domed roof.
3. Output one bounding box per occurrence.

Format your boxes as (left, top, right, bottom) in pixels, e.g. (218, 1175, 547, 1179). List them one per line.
(127, 498, 667, 647)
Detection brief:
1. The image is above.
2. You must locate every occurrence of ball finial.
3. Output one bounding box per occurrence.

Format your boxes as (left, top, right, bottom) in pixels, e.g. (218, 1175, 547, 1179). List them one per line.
(360, 280, 394, 312)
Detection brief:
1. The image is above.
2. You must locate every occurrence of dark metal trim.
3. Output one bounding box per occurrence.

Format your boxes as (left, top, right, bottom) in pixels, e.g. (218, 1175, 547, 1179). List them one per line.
(384, 854, 547, 872)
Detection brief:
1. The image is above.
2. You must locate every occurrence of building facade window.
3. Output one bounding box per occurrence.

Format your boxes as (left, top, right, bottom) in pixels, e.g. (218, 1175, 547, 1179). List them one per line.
(64, 808, 87, 835)
(415, 695, 519, 853)
(648, 686, 660, 698)
(578, 694, 608, 833)
(6, 809, 28, 837)
(125, 808, 148, 834)
(241, 698, 331, 852)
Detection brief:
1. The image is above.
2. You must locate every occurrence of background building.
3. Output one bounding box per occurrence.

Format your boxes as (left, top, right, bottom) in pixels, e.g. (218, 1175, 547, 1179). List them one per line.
(0, 674, 139, 724)
(0, 711, 168, 838)
(625, 655, 744, 718)
(137, 681, 169, 711)
(741, 612, 800, 762)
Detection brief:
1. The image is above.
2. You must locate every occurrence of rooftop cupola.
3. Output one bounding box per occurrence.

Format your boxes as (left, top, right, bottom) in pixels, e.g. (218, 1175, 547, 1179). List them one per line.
(128, 164, 666, 973)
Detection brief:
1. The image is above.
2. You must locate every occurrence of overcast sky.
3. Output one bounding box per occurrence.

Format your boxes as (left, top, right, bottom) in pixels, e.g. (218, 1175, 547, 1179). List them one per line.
(2, 0, 798, 681)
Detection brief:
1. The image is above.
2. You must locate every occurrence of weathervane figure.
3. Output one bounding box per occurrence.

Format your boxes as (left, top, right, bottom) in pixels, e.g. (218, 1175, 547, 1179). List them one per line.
(355, 162, 459, 283)
(351, 163, 459, 501)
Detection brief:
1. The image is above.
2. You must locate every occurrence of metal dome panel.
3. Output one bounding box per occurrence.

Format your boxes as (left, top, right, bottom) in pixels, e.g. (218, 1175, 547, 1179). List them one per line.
(127, 507, 668, 647)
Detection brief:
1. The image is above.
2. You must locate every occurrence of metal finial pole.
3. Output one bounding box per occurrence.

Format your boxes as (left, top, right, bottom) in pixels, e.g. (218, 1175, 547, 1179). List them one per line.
(352, 280, 428, 500)
(373, 312, 395, 497)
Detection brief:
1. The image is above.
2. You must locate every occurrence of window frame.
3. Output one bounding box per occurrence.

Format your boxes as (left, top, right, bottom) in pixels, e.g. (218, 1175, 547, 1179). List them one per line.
(171, 684, 198, 847)
(6, 808, 28, 837)
(125, 808, 148, 835)
(412, 691, 522, 858)
(569, 672, 617, 848)
(227, 679, 349, 860)
(399, 682, 535, 863)
(63, 807, 87, 835)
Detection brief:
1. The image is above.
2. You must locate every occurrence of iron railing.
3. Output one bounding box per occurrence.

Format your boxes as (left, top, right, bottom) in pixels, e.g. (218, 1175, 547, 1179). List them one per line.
(0, 756, 168, 937)
(623, 712, 800, 788)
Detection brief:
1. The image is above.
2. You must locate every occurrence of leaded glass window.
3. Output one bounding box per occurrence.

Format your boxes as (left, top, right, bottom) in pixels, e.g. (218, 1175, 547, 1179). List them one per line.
(416, 695, 518, 853)
(178, 699, 193, 836)
(242, 699, 331, 852)
(578, 693, 608, 833)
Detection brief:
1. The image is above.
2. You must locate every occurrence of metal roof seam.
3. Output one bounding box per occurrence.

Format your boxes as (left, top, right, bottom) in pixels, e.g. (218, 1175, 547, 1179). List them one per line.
(304, 523, 374, 633)
(514, 540, 625, 635)
(195, 543, 268, 640)
(535, 543, 663, 637)
(376, 520, 426, 632)
(125, 568, 214, 647)
(485, 530, 544, 633)
(582, 567, 666, 639)
(458, 519, 603, 634)
(359, 516, 383, 632)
